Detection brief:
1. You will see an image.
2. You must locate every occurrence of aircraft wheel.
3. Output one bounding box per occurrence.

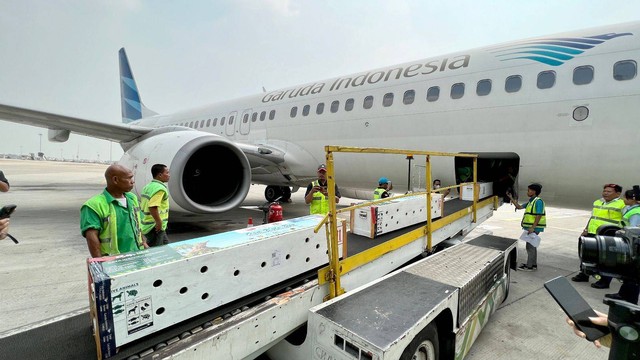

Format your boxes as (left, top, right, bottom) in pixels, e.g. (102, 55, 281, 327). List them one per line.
(400, 323, 439, 360)
(280, 186, 292, 202)
(264, 186, 282, 202)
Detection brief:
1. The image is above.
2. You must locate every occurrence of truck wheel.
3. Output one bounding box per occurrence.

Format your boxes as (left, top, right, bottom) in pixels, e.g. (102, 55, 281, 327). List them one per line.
(400, 323, 439, 360)
(503, 255, 511, 302)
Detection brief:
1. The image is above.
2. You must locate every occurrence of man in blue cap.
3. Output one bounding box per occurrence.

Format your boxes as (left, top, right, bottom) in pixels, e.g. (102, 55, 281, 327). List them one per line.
(373, 177, 393, 200)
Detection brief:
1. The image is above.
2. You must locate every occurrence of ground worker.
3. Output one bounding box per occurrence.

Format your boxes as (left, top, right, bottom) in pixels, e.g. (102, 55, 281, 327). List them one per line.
(140, 164, 171, 246)
(304, 164, 341, 215)
(572, 183, 625, 288)
(373, 177, 393, 199)
(508, 183, 546, 271)
(80, 164, 147, 257)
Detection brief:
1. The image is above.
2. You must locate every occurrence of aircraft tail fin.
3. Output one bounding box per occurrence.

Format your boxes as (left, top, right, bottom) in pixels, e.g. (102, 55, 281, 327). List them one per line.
(118, 48, 157, 123)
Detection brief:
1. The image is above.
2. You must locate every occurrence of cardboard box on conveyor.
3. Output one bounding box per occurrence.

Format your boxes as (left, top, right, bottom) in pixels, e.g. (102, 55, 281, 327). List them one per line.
(88, 215, 346, 359)
(350, 193, 443, 239)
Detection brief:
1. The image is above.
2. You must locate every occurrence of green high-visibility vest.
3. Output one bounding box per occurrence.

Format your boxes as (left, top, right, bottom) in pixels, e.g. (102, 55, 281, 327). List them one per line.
(521, 197, 546, 229)
(373, 188, 386, 200)
(622, 206, 640, 227)
(309, 180, 329, 215)
(587, 198, 625, 234)
(83, 192, 144, 256)
(140, 180, 170, 234)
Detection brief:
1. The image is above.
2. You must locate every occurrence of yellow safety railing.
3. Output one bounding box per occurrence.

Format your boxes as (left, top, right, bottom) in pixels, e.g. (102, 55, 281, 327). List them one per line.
(314, 146, 479, 300)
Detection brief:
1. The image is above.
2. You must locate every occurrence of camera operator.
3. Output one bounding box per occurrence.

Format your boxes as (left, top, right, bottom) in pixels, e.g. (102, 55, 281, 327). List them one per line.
(572, 184, 625, 288)
(605, 186, 640, 303)
(566, 311, 612, 349)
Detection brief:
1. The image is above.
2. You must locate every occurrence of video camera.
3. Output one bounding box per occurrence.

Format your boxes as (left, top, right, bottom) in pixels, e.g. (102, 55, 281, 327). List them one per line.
(579, 226, 640, 282)
(578, 226, 640, 359)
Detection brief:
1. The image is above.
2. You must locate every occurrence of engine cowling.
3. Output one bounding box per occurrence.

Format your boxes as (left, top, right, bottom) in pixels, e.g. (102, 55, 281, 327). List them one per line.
(119, 129, 251, 214)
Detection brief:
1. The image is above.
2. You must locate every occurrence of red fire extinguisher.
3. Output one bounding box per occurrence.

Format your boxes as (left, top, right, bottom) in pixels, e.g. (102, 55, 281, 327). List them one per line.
(268, 202, 283, 223)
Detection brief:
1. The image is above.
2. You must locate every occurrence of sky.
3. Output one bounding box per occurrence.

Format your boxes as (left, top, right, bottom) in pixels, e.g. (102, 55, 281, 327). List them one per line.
(0, 1, 639, 161)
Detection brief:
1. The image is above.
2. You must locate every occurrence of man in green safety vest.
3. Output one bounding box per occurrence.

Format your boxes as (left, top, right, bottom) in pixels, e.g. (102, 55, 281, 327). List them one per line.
(80, 164, 147, 257)
(373, 177, 393, 200)
(304, 164, 341, 215)
(140, 164, 171, 247)
(572, 183, 625, 288)
(507, 183, 546, 271)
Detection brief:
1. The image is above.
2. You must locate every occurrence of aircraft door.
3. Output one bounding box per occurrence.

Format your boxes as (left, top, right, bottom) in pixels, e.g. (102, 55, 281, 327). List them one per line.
(225, 111, 237, 137)
(239, 109, 252, 135)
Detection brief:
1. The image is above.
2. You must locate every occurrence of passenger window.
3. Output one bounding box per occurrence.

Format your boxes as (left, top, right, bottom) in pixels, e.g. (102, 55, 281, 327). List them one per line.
(303, 105, 310, 116)
(200, 120, 205, 128)
(403, 90, 415, 105)
(363, 95, 374, 109)
(450, 83, 464, 99)
(213, 118, 217, 126)
(290, 106, 298, 118)
(316, 103, 324, 115)
(537, 71, 556, 89)
(427, 86, 440, 102)
(505, 75, 522, 93)
(269, 110, 275, 120)
(206, 119, 211, 127)
(252, 112, 258, 122)
(242, 114, 248, 124)
(260, 111, 266, 121)
(383, 93, 394, 107)
(614, 60, 637, 81)
(331, 100, 340, 113)
(189, 121, 194, 128)
(345, 98, 354, 111)
(228, 116, 234, 125)
(573, 66, 594, 85)
(476, 79, 491, 96)
(220, 117, 226, 126)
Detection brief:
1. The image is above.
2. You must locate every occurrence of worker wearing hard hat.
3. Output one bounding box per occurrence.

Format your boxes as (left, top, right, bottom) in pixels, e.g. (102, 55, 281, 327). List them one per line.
(373, 177, 393, 200)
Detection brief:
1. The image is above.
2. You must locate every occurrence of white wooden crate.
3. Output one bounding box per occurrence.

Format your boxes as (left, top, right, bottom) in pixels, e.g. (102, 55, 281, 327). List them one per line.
(88, 215, 346, 359)
(350, 194, 443, 239)
(460, 182, 493, 201)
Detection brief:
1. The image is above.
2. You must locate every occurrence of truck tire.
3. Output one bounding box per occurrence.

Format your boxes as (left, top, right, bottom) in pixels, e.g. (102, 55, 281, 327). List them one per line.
(399, 323, 439, 360)
(503, 254, 511, 302)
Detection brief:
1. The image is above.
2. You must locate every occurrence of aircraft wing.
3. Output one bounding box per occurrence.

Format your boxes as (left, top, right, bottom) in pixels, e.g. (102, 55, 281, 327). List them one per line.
(0, 103, 152, 143)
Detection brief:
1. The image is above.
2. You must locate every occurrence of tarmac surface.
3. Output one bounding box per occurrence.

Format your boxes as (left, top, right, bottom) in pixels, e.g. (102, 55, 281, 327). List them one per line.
(0, 159, 614, 359)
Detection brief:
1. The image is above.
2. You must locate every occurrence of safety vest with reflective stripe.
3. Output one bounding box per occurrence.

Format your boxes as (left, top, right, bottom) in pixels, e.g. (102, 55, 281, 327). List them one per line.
(521, 197, 546, 229)
(587, 198, 625, 234)
(622, 205, 640, 227)
(373, 188, 387, 200)
(83, 192, 144, 256)
(140, 180, 170, 234)
(310, 180, 329, 215)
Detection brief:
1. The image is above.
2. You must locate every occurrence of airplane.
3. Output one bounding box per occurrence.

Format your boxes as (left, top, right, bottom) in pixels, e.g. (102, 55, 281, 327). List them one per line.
(0, 21, 638, 215)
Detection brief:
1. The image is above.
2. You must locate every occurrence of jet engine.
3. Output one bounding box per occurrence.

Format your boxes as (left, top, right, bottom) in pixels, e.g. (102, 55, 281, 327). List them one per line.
(119, 129, 251, 214)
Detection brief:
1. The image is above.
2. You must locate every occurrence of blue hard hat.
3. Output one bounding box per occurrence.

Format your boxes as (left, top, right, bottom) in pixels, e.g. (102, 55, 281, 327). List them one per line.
(378, 177, 389, 185)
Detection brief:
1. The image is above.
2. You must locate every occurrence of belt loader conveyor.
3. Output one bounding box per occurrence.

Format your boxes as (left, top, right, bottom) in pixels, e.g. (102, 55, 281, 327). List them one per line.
(0, 196, 505, 360)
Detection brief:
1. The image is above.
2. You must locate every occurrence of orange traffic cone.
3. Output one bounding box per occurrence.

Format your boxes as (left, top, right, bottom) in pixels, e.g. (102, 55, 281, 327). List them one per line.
(247, 217, 254, 228)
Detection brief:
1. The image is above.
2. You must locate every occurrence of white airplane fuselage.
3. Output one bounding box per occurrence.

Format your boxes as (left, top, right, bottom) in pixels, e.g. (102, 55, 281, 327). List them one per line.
(2, 22, 638, 214)
(130, 22, 639, 209)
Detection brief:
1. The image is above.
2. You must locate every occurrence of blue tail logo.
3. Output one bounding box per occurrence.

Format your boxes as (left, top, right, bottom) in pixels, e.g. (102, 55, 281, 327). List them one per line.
(119, 48, 157, 123)
(490, 32, 632, 66)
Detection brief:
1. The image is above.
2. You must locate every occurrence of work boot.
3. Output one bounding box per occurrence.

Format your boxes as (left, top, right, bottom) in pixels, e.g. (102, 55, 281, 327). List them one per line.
(571, 273, 589, 282)
(605, 293, 623, 300)
(591, 280, 610, 289)
(518, 264, 534, 271)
